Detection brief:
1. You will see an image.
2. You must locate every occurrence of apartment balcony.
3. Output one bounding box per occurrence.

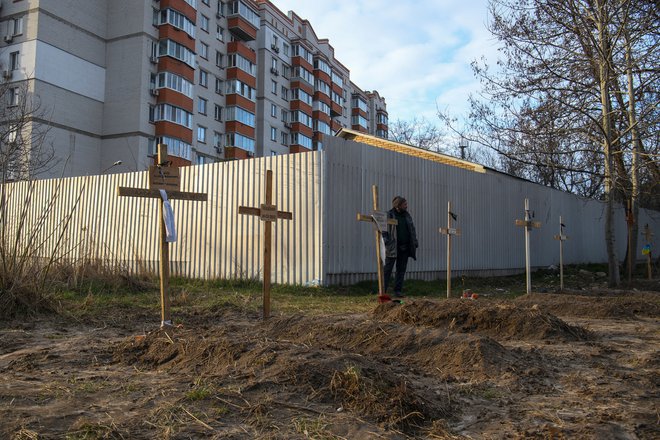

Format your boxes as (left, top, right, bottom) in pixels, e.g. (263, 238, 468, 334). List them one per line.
(227, 41, 257, 63)
(224, 146, 253, 160)
(228, 16, 257, 41)
(331, 102, 342, 117)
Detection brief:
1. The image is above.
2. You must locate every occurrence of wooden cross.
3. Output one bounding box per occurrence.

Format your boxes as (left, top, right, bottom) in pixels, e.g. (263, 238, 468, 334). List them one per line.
(238, 170, 292, 319)
(515, 198, 541, 295)
(357, 185, 398, 299)
(553, 216, 569, 290)
(117, 144, 207, 327)
(439, 201, 461, 298)
(642, 224, 654, 280)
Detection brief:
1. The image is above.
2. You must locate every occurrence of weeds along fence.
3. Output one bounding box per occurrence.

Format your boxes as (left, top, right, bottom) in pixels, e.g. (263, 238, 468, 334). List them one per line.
(2, 138, 658, 287)
(1, 152, 323, 285)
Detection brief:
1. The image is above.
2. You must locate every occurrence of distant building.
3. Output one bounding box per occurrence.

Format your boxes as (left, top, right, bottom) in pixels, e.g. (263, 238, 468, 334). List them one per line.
(0, 0, 387, 177)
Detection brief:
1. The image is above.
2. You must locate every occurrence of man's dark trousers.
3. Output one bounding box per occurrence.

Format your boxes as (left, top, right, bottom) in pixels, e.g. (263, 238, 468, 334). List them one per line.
(383, 247, 410, 295)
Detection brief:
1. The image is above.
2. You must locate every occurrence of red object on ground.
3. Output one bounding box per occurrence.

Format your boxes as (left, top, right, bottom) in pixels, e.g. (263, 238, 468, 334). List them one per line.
(378, 294, 392, 303)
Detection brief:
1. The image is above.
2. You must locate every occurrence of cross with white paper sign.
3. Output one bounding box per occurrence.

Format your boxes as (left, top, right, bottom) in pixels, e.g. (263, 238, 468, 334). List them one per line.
(439, 201, 461, 298)
(238, 170, 292, 319)
(515, 198, 541, 295)
(118, 144, 207, 327)
(357, 185, 398, 301)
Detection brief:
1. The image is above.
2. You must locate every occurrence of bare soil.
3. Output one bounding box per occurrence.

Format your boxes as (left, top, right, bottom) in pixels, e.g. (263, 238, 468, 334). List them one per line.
(1, 288, 658, 439)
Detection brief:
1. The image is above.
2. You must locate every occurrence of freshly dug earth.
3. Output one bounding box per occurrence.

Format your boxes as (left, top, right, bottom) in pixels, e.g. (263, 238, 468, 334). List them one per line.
(0, 290, 658, 439)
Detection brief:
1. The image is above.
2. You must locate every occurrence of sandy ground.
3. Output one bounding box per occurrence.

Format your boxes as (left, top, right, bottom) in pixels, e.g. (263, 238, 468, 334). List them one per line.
(0, 289, 658, 439)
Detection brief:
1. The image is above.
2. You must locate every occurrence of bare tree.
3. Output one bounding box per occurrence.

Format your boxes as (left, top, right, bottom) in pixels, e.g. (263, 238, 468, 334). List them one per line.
(388, 117, 447, 152)
(443, 0, 659, 286)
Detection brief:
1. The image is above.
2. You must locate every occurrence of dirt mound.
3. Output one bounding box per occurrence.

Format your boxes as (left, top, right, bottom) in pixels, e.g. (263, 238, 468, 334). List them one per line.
(264, 314, 526, 382)
(515, 292, 660, 319)
(373, 299, 590, 341)
(114, 326, 451, 433)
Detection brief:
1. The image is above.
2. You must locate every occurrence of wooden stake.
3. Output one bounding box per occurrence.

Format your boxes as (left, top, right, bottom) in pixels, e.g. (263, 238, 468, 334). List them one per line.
(238, 170, 292, 319)
(553, 216, 569, 291)
(357, 185, 398, 297)
(439, 201, 461, 298)
(117, 144, 207, 327)
(515, 198, 541, 295)
(626, 200, 634, 283)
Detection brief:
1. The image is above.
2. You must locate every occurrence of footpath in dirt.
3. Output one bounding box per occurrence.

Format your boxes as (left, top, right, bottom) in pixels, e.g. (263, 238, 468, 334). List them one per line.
(0, 288, 658, 439)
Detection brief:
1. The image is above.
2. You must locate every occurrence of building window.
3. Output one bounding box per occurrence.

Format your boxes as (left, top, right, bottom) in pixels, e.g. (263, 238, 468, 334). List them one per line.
(156, 9, 195, 37)
(216, 25, 224, 41)
(271, 80, 277, 94)
(200, 15, 210, 32)
(198, 97, 207, 115)
(271, 57, 278, 70)
(155, 71, 194, 98)
(281, 132, 288, 146)
(213, 131, 222, 148)
(200, 42, 209, 59)
(227, 53, 256, 76)
(10, 17, 24, 36)
(225, 79, 255, 101)
(153, 104, 193, 128)
(215, 51, 224, 68)
(270, 127, 277, 141)
(9, 52, 20, 71)
(158, 39, 195, 68)
(281, 86, 288, 101)
(225, 132, 255, 153)
(226, 106, 256, 127)
(282, 64, 290, 79)
(197, 125, 207, 143)
(215, 77, 223, 94)
(214, 104, 223, 121)
(281, 109, 288, 122)
(199, 69, 208, 87)
(271, 103, 277, 117)
(8, 87, 19, 107)
(283, 43, 289, 56)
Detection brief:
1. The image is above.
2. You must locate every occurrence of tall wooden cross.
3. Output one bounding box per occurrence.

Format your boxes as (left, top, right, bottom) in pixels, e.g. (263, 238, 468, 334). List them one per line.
(357, 185, 398, 301)
(439, 201, 461, 298)
(553, 216, 569, 290)
(118, 144, 207, 327)
(238, 170, 292, 319)
(515, 198, 541, 295)
(642, 224, 654, 280)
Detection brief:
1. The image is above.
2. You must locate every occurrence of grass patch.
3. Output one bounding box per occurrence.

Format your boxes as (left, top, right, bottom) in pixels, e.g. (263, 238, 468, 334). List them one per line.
(48, 263, 651, 323)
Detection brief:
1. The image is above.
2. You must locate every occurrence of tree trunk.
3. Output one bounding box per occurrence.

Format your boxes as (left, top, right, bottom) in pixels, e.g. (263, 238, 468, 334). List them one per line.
(597, 0, 620, 286)
(625, 30, 640, 281)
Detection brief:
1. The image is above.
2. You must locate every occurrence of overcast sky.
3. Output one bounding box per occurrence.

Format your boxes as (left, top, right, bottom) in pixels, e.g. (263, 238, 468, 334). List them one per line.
(269, 0, 498, 124)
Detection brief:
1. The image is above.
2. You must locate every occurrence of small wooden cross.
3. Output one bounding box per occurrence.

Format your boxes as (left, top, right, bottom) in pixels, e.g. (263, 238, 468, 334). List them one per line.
(553, 216, 569, 290)
(118, 144, 207, 327)
(357, 185, 398, 300)
(515, 198, 541, 295)
(642, 224, 654, 280)
(238, 170, 292, 319)
(439, 201, 461, 298)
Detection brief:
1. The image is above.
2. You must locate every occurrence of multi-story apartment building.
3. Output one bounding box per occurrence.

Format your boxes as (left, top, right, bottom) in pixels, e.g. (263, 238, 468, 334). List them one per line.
(0, 0, 387, 178)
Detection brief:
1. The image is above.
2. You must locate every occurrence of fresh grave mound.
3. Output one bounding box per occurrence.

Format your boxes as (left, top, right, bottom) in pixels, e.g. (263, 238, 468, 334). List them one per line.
(373, 299, 591, 341)
(264, 314, 534, 382)
(514, 292, 660, 319)
(113, 327, 452, 434)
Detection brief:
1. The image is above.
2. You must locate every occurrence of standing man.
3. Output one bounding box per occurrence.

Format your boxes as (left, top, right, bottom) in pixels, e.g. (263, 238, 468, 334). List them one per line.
(383, 196, 418, 297)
